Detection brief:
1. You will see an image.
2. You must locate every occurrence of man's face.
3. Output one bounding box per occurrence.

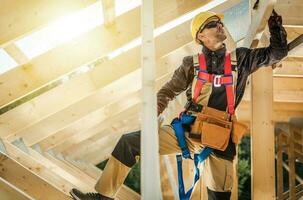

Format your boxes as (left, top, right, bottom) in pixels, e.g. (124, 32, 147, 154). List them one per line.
(197, 20, 227, 45)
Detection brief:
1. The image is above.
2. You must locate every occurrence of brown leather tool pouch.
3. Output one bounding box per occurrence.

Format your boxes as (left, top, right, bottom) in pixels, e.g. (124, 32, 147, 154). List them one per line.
(190, 107, 232, 151)
(231, 116, 248, 144)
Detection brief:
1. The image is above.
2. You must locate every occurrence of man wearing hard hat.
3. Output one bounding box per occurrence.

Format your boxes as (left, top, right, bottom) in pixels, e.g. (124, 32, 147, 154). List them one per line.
(70, 10, 287, 200)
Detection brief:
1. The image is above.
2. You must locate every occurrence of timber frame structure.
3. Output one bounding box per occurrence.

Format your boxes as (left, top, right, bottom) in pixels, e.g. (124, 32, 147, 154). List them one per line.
(0, 0, 302, 199)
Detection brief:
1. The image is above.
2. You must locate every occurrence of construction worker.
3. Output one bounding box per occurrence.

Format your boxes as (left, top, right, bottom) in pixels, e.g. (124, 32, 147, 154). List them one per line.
(70, 9, 287, 200)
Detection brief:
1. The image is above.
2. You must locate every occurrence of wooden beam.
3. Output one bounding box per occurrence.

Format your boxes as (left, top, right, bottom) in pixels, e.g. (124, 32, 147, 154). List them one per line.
(0, 0, 98, 46)
(71, 117, 140, 160)
(51, 103, 140, 153)
(2, 140, 77, 195)
(101, 0, 115, 26)
(3, 44, 29, 65)
(141, 0, 162, 198)
(26, 148, 94, 192)
(39, 96, 140, 152)
(0, 177, 32, 200)
(65, 114, 139, 158)
(274, 57, 303, 77)
(275, 0, 303, 26)
(0, 0, 212, 109)
(0, 152, 70, 200)
(243, 0, 276, 48)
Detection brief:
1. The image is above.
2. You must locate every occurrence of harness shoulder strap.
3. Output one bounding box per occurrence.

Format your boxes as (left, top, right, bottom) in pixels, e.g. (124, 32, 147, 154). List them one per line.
(193, 53, 206, 102)
(224, 53, 235, 115)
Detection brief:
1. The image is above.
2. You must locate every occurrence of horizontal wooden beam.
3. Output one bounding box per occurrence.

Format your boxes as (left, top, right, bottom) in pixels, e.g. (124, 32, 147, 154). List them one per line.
(275, 0, 303, 26)
(0, 0, 97, 46)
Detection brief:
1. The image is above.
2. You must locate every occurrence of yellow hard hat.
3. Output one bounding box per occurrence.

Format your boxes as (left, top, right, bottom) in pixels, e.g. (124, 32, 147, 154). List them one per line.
(191, 11, 224, 43)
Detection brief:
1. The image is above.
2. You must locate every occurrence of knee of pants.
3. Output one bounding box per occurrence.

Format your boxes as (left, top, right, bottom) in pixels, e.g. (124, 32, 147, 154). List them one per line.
(207, 188, 231, 200)
(112, 131, 140, 167)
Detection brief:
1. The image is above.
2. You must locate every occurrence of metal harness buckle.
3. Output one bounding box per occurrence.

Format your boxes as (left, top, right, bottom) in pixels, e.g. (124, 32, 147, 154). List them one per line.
(213, 75, 222, 87)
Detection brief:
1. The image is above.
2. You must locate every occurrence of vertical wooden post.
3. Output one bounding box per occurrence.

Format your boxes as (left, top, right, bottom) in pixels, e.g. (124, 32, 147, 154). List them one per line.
(141, 0, 162, 199)
(250, 66, 275, 200)
(277, 132, 284, 200)
(288, 125, 296, 199)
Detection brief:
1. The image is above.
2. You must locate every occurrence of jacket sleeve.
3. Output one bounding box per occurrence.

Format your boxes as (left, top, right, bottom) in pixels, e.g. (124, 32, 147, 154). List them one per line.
(157, 56, 195, 115)
(236, 13, 288, 75)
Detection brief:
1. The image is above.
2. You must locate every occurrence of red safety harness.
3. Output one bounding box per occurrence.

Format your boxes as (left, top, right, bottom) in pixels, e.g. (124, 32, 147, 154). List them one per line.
(193, 52, 235, 115)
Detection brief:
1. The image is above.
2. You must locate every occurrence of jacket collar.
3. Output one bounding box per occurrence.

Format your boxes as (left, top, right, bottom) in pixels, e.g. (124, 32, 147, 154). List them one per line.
(202, 44, 226, 56)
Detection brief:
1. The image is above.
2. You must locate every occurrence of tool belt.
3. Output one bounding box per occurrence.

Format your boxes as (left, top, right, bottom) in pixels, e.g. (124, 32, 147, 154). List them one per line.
(188, 106, 247, 151)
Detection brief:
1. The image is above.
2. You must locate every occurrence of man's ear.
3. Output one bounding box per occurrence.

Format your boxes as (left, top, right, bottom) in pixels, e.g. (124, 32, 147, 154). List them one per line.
(196, 33, 205, 45)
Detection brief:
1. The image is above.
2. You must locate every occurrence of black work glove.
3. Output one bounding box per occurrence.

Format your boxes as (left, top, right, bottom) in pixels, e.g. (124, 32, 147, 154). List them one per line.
(268, 9, 283, 30)
(268, 9, 287, 44)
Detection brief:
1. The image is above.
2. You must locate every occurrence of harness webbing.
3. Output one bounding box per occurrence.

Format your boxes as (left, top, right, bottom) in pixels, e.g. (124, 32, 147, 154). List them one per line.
(172, 52, 235, 200)
(171, 115, 213, 200)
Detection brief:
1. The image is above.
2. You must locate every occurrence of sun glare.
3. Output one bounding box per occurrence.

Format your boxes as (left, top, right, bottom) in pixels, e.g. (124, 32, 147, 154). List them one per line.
(15, 0, 141, 60)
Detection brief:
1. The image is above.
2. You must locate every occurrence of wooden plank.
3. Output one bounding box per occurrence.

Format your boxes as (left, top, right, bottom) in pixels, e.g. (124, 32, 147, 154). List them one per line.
(289, 125, 297, 199)
(275, 0, 303, 26)
(3, 44, 29, 65)
(42, 151, 96, 189)
(2, 140, 77, 195)
(52, 104, 140, 153)
(243, 0, 276, 47)
(274, 57, 303, 77)
(0, 177, 32, 200)
(0, 0, 97, 46)
(0, 0, 212, 109)
(251, 65, 275, 200)
(0, 153, 70, 200)
(277, 133, 284, 200)
(40, 97, 140, 152)
(141, 0, 162, 197)
(65, 114, 139, 158)
(101, 0, 115, 26)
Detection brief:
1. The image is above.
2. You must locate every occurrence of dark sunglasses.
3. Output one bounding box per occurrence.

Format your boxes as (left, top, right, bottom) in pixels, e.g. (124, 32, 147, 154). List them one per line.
(200, 20, 224, 33)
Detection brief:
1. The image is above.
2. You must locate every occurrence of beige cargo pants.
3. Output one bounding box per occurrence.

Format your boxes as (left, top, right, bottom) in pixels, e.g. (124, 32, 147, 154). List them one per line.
(95, 125, 234, 199)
